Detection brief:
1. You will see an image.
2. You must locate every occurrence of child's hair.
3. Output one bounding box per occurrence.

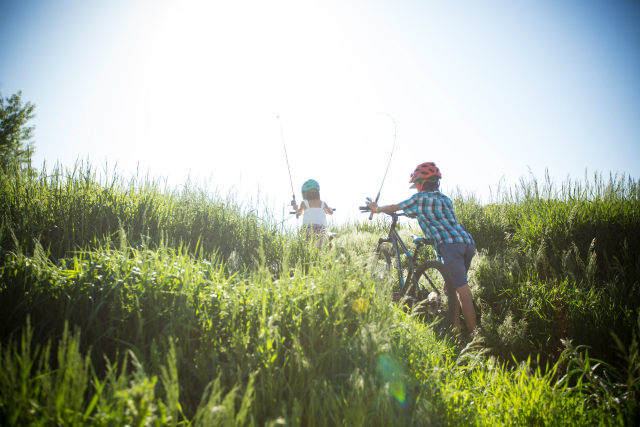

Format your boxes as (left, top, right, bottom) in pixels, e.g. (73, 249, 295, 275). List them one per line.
(304, 189, 320, 200)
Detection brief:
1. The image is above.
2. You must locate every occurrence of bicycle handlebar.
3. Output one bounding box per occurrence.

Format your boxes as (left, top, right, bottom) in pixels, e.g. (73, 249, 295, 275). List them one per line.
(359, 205, 416, 219)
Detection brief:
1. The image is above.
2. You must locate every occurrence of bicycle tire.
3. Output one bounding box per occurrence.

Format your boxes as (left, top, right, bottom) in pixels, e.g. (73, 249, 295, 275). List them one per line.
(370, 244, 392, 281)
(414, 260, 456, 328)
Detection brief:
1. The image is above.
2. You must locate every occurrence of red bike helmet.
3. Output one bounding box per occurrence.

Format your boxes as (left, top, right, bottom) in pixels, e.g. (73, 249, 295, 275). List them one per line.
(409, 162, 441, 187)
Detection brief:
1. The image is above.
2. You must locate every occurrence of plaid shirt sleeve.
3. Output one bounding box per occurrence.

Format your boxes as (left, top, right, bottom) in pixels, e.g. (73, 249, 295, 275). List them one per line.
(398, 195, 418, 215)
(399, 192, 474, 245)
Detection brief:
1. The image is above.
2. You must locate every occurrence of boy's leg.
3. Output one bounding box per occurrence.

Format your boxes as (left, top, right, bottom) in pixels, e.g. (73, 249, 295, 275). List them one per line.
(452, 297, 461, 328)
(456, 284, 477, 334)
(441, 243, 477, 334)
(461, 244, 476, 333)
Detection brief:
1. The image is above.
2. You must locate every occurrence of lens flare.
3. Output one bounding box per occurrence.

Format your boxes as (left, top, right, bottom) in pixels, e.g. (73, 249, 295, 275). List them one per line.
(376, 355, 407, 406)
(389, 381, 406, 404)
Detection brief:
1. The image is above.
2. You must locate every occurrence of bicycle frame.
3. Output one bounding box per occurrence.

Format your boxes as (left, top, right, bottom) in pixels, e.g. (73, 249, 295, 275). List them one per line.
(376, 213, 414, 290)
(375, 212, 442, 297)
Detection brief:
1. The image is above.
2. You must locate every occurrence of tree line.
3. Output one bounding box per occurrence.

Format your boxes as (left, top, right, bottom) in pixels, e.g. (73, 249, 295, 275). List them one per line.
(0, 90, 36, 169)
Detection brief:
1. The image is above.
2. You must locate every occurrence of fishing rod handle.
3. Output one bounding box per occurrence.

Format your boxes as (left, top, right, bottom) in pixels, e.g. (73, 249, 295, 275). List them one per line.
(368, 193, 380, 221)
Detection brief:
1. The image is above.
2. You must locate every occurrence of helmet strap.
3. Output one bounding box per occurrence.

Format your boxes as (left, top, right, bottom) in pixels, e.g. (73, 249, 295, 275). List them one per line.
(417, 179, 439, 192)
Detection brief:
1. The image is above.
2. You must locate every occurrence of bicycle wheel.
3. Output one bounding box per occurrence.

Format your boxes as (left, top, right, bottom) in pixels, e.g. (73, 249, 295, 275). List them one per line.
(413, 260, 456, 327)
(370, 244, 392, 281)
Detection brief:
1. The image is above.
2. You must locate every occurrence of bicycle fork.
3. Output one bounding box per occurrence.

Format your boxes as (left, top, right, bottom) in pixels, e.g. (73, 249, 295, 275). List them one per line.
(379, 229, 419, 295)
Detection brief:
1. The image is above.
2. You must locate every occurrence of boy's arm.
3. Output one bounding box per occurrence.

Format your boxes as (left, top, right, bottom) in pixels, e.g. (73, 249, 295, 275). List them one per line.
(368, 202, 401, 215)
(323, 203, 333, 214)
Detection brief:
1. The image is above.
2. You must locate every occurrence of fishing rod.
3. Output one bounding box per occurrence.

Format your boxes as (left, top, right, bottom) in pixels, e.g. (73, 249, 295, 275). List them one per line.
(277, 115, 337, 219)
(277, 115, 296, 207)
(368, 113, 397, 220)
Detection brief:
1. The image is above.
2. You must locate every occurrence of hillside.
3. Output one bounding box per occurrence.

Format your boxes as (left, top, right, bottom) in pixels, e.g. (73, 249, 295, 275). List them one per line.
(1, 162, 638, 426)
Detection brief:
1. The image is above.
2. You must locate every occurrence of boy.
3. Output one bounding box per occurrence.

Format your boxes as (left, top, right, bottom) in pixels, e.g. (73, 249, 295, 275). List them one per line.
(368, 162, 477, 336)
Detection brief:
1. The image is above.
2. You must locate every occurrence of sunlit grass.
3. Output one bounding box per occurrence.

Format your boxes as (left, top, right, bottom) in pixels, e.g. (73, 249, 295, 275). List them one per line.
(2, 245, 634, 425)
(1, 162, 639, 424)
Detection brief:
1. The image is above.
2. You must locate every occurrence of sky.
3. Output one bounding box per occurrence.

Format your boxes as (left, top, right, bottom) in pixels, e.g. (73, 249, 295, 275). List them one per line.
(1, 0, 639, 225)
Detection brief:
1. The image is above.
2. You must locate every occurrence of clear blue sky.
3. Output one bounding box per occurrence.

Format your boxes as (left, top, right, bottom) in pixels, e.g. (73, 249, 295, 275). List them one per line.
(1, 0, 639, 223)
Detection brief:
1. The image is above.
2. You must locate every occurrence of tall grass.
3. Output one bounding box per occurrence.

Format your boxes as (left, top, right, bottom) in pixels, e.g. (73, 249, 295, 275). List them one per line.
(1, 162, 639, 424)
(0, 160, 306, 273)
(454, 170, 640, 270)
(2, 245, 637, 425)
(447, 171, 640, 366)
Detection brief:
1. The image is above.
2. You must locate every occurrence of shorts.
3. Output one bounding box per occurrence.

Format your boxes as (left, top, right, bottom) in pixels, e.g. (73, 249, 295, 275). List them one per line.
(438, 243, 475, 288)
(304, 224, 326, 247)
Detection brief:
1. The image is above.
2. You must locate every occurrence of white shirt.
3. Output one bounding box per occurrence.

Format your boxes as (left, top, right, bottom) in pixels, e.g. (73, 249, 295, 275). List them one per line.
(301, 200, 327, 226)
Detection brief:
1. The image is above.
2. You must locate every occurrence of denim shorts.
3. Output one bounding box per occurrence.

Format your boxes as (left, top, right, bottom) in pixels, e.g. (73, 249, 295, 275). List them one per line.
(438, 243, 475, 288)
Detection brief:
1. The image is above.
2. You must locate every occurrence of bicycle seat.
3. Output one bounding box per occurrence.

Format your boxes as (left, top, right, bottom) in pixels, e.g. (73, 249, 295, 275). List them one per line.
(411, 234, 435, 245)
(411, 234, 424, 243)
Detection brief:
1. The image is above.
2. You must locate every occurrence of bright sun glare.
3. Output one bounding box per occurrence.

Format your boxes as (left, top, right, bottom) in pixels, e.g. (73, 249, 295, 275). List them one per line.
(95, 0, 390, 220)
(7, 0, 638, 223)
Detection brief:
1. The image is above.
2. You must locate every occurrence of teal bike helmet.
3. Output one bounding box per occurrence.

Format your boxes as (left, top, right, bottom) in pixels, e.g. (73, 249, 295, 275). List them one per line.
(301, 179, 320, 199)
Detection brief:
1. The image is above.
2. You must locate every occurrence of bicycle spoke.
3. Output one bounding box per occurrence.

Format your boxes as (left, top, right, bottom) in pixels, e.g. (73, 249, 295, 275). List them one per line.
(370, 245, 392, 281)
(415, 260, 456, 327)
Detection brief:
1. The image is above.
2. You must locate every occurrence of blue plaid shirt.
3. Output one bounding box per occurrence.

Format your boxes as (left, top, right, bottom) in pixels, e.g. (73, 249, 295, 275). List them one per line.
(398, 191, 474, 245)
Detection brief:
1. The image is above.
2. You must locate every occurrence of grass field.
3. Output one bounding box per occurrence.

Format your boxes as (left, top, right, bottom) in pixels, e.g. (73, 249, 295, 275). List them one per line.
(1, 162, 639, 425)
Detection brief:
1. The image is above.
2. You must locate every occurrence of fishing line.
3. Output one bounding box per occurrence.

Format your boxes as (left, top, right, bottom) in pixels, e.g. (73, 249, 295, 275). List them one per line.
(277, 115, 296, 204)
(369, 113, 397, 220)
(277, 115, 300, 232)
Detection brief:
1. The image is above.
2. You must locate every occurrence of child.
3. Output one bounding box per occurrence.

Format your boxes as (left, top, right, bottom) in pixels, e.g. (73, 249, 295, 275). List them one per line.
(292, 179, 334, 247)
(368, 162, 477, 336)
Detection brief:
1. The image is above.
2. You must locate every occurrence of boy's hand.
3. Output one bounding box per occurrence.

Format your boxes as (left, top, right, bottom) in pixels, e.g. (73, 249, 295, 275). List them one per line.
(367, 203, 401, 215)
(291, 199, 298, 210)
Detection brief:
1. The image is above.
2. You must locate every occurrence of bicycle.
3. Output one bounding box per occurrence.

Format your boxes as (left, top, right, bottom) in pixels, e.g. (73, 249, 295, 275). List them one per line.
(359, 203, 457, 327)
